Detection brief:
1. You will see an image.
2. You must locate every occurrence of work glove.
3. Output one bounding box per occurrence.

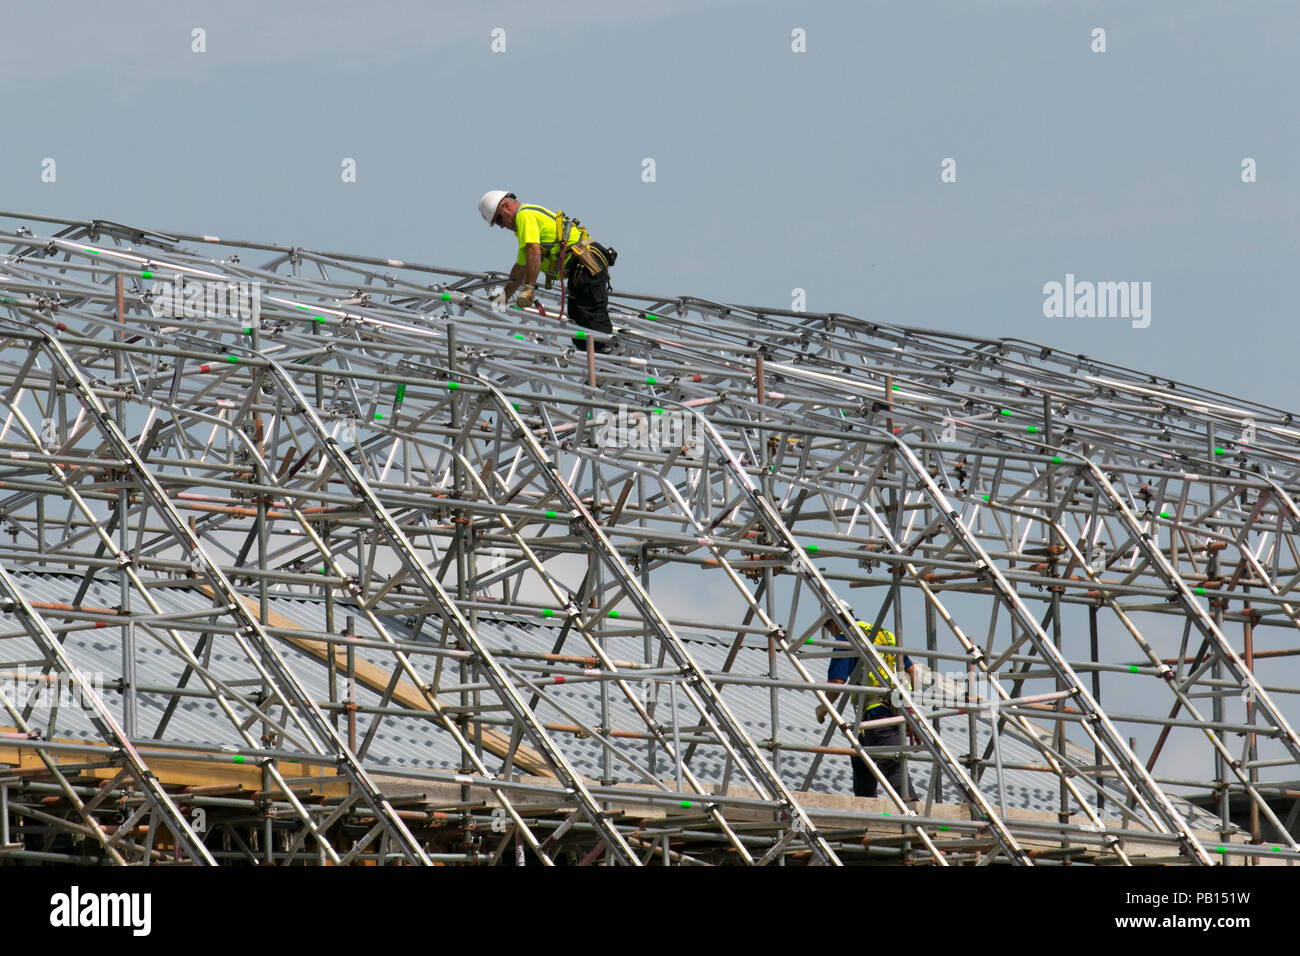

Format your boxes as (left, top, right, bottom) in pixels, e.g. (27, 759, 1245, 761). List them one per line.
(490, 287, 508, 311)
(516, 285, 535, 308)
(815, 702, 830, 724)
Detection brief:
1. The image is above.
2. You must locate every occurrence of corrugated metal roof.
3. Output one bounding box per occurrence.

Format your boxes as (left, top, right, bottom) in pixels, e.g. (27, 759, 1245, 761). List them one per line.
(2, 571, 1225, 829)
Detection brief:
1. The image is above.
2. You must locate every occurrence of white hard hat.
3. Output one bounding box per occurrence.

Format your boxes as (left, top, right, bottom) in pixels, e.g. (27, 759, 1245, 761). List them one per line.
(822, 598, 855, 629)
(478, 189, 510, 224)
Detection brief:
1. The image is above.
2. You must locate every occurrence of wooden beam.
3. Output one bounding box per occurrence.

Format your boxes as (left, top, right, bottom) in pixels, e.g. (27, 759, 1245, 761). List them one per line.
(213, 590, 554, 778)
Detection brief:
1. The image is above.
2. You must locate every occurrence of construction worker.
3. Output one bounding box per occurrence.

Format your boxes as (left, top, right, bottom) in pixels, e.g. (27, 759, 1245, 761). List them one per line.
(815, 615, 919, 800)
(477, 190, 618, 350)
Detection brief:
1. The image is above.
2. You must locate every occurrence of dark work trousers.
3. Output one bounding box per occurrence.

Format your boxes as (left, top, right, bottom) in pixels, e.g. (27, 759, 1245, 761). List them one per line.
(850, 708, 918, 799)
(565, 255, 612, 350)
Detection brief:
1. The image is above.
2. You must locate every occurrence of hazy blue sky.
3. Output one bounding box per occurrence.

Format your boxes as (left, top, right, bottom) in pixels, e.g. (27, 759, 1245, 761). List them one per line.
(3, 0, 1295, 410)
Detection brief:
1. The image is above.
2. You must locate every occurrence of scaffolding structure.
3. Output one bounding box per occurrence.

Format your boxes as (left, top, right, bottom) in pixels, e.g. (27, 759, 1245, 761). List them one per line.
(0, 210, 1297, 865)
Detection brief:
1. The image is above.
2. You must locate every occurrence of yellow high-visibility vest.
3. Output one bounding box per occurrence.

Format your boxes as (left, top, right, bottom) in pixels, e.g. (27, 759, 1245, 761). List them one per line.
(514, 204, 589, 279)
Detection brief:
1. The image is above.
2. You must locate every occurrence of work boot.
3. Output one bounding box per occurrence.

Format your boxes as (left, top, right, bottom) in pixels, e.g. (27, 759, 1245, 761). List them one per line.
(573, 333, 615, 353)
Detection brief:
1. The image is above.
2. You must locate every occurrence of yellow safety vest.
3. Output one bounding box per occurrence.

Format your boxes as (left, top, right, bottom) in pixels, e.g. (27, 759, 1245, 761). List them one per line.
(848, 622, 910, 712)
(514, 204, 589, 279)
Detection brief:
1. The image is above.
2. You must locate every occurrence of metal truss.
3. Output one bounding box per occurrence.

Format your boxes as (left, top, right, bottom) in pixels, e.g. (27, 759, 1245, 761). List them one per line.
(0, 210, 1297, 865)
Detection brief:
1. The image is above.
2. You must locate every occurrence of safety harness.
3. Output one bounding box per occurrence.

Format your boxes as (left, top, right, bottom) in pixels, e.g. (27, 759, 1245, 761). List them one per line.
(848, 623, 905, 715)
(517, 205, 614, 320)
